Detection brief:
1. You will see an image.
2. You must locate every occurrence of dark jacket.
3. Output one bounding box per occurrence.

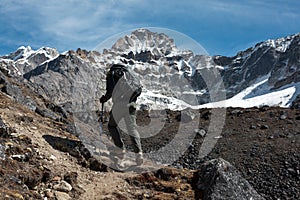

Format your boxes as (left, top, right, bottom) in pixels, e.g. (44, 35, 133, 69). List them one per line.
(101, 64, 141, 104)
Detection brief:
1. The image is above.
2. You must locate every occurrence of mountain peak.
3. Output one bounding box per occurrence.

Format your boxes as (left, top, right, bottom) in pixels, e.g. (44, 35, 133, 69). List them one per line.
(258, 33, 300, 53)
(1, 46, 59, 62)
(8, 46, 34, 61)
(0, 46, 59, 75)
(111, 28, 178, 55)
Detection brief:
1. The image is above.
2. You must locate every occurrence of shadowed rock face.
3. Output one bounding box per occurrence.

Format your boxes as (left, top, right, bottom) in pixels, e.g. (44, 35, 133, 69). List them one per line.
(268, 36, 300, 92)
(0, 70, 37, 111)
(214, 34, 300, 99)
(23, 52, 107, 114)
(197, 158, 265, 200)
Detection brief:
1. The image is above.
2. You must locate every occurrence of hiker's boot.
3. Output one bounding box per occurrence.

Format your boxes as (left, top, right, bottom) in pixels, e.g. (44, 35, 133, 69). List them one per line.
(108, 146, 125, 159)
(115, 149, 126, 160)
(109, 148, 126, 168)
(136, 152, 144, 165)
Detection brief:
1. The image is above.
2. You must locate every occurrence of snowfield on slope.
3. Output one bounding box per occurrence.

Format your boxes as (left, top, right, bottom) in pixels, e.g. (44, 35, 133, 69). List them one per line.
(138, 77, 300, 110)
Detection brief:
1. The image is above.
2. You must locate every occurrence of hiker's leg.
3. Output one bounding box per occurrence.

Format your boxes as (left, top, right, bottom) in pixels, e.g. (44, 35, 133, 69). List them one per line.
(125, 104, 142, 153)
(108, 110, 125, 150)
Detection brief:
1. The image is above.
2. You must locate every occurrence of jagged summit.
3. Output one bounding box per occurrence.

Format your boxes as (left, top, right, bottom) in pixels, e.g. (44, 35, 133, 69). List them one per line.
(233, 32, 300, 61)
(2, 46, 58, 62)
(0, 46, 59, 75)
(6, 46, 34, 61)
(257, 32, 300, 52)
(111, 28, 178, 54)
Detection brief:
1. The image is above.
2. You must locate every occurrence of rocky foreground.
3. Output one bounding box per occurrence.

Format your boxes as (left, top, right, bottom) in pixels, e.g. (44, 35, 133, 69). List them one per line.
(0, 91, 299, 199)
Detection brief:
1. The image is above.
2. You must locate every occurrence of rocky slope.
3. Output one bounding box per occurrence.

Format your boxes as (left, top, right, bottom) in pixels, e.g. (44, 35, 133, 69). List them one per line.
(0, 90, 299, 199)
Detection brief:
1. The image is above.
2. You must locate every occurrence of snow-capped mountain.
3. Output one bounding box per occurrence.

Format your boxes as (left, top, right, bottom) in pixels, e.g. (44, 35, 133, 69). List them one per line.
(1, 29, 300, 112)
(0, 46, 59, 76)
(212, 32, 300, 108)
(111, 29, 180, 55)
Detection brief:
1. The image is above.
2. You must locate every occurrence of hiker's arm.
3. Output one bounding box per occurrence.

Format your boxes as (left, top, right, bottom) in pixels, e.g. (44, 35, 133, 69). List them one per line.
(100, 72, 113, 103)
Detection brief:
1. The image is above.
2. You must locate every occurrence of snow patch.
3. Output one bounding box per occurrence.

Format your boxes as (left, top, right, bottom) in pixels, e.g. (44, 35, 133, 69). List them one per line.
(198, 79, 300, 109)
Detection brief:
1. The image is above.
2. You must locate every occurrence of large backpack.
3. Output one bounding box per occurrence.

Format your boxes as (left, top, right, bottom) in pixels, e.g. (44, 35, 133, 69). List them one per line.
(110, 64, 142, 103)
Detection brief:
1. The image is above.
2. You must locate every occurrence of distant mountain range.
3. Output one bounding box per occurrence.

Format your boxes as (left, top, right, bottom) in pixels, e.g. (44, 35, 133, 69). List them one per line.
(1, 29, 300, 115)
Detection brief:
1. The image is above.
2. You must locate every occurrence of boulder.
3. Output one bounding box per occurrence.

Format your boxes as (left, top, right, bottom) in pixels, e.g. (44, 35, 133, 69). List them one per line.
(0, 117, 10, 138)
(197, 158, 265, 200)
(176, 109, 196, 123)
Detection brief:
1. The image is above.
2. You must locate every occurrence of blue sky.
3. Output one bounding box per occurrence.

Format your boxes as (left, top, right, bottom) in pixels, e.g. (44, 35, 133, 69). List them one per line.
(0, 0, 299, 56)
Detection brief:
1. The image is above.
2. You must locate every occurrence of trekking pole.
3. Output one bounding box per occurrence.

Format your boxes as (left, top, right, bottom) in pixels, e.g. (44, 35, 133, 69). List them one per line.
(99, 103, 104, 136)
(100, 103, 104, 123)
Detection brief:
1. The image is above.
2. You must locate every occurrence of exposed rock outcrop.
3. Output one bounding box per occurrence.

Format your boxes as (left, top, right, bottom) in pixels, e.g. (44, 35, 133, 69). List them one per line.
(197, 158, 265, 200)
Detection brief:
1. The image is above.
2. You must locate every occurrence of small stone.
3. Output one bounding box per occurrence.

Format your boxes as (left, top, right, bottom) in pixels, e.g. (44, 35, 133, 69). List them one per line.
(64, 171, 78, 186)
(11, 154, 27, 161)
(54, 191, 71, 200)
(44, 189, 54, 198)
(287, 168, 295, 174)
(18, 134, 29, 140)
(140, 104, 150, 111)
(214, 136, 222, 139)
(26, 147, 32, 152)
(50, 155, 57, 160)
(260, 125, 269, 129)
(53, 180, 72, 192)
(230, 109, 243, 115)
(52, 176, 62, 182)
(280, 114, 287, 120)
(249, 125, 257, 129)
(143, 193, 150, 198)
(37, 155, 44, 160)
(195, 129, 206, 137)
(5, 192, 24, 199)
(5, 142, 13, 147)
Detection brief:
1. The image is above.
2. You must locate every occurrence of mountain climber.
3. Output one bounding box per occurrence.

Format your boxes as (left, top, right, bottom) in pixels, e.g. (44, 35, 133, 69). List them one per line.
(100, 64, 143, 167)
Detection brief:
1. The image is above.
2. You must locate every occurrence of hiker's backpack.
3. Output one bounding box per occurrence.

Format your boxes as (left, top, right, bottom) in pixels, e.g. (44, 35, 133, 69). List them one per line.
(110, 64, 142, 103)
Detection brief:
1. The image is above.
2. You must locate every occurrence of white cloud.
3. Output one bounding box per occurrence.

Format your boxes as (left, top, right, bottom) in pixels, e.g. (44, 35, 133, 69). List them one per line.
(32, 1, 145, 46)
(0, 0, 145, 47)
